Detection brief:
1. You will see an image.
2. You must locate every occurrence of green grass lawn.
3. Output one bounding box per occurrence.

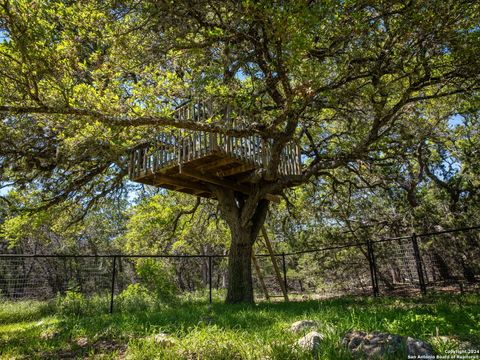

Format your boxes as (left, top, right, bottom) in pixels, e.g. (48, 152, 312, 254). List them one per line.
(0, 292, 479, 359)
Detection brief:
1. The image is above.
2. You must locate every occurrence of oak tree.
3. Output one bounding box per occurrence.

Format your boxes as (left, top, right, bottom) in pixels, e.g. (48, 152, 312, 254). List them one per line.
(1, 0, 479, 302)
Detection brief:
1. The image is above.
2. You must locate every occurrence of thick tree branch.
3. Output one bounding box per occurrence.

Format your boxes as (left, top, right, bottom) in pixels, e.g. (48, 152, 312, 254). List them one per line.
(171, 196, 201, 234)
(0, 105, 263, 137)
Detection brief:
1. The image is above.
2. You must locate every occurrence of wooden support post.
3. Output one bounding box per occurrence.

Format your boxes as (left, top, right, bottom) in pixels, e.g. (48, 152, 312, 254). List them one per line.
(252, 252, 270, 301)
(137, 149, 142, 176)
(128, 151, 133, 178)
(209, 132, 217, 151)
(261, 226, 289, 302)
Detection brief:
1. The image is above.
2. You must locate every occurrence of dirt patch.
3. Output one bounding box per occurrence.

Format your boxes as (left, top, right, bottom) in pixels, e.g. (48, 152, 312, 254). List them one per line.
(39, 340, 127, 359)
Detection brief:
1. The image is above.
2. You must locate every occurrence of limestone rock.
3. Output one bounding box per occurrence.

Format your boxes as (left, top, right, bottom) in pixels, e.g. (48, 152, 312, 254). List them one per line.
(407, 337, 434, 357)
(290, 320, 318, 333)
(40, 328, 58, 340)
(297, 331, 323, 356)
(76, 337, 88, 347)
(152, 333, 176, 347)
(343, 331, 434, 358)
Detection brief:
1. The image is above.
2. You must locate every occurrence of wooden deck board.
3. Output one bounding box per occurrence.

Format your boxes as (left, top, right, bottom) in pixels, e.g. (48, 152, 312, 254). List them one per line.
(217, 163, 255, 177)
(129, 131, 301, 181)
(131, 150, 284, 202)
(198, 157, 239, 172)
(158, 183, 213, 198)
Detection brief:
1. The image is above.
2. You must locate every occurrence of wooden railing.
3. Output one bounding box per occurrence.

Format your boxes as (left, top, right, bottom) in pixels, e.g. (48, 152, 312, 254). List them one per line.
(174, 99, 243, 124)
(128, 132, 302, 180)
(128, 100, 302, 179)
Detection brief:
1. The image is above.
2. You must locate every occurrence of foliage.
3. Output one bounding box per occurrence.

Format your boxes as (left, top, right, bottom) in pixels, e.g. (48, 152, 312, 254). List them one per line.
(0, 194, 127, 254)
(121, 193, 228, 255)
(135, 259, 177, 302)
(55, 290, 89, 317)
(116, 284, 159, 313)
(1, 0, 479, 196)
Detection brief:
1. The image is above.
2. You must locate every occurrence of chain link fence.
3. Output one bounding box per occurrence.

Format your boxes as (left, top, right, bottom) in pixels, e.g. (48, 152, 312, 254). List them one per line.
(1, 226, 479, 312)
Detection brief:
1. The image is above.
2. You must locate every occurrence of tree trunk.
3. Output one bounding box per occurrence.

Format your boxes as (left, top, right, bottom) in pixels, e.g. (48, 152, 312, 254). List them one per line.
(211, 188, 269, 304)
(226, 229, 254, 303)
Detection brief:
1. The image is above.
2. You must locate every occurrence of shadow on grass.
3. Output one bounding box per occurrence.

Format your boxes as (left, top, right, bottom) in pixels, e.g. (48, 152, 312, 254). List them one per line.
(0, 293, 478, 358)
(55, 293, 480, 342)
(0, 300, 55, 325)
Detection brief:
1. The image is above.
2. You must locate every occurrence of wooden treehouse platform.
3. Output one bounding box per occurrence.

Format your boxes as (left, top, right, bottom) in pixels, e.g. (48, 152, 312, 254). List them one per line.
(128, 101, 302, 200)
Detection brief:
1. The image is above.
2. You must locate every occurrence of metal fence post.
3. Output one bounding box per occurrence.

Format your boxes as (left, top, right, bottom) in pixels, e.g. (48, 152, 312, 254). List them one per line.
(110, 256, 117, 314)
(411, 233, 427, 295)
(281, 252, 288, 296)
(208, 255, 212, 304)
(372, 242, 379, 297)
(367, 240, 379, 297)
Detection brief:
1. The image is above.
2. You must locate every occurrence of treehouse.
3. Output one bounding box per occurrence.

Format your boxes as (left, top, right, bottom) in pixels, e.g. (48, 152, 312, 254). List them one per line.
(127, 100, 298, 301)
(128, 100, 302, 200)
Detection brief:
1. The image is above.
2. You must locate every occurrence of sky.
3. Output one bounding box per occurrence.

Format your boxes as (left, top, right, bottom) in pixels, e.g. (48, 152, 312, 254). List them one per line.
(0, 185, 12, 197)
(448, 114, 464, 128)
(0, 29, 8, 43)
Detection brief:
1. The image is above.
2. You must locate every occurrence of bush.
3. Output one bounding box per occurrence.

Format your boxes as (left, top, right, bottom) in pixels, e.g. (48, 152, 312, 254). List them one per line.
(117, 283, 157, 312)
(56, 290, 87, 316)
(136, 259, 177, 301)
(55, 290, 109, 316)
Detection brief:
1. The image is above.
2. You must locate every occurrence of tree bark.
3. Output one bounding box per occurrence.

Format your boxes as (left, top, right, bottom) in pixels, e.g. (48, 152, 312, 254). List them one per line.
(211, 187, 269, 303)
(226, 229, 255, 303)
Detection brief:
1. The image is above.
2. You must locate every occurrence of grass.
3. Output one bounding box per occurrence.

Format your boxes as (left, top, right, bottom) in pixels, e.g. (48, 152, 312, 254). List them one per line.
(0, 291, 479, 359)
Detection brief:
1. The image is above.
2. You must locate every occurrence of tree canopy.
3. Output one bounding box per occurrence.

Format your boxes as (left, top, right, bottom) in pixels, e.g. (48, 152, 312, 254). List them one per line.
(1, 1, 479, 202)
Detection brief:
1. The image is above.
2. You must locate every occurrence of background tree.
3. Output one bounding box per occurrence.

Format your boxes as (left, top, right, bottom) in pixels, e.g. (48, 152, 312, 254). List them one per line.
(120, 193, 229, 290)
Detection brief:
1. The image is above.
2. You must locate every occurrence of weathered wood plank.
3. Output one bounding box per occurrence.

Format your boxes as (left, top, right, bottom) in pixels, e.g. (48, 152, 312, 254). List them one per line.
(181, 166, 280, 203)
(217, 163, 255, 177)
(198, 157, 238, 171)
(153, 174, 210, 193)
(252, 252, 270, 301)
(128, 100, 303, 187)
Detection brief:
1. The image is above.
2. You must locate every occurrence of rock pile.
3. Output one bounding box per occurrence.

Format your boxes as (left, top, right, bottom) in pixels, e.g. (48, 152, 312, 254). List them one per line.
(342, 330, 434, 358)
